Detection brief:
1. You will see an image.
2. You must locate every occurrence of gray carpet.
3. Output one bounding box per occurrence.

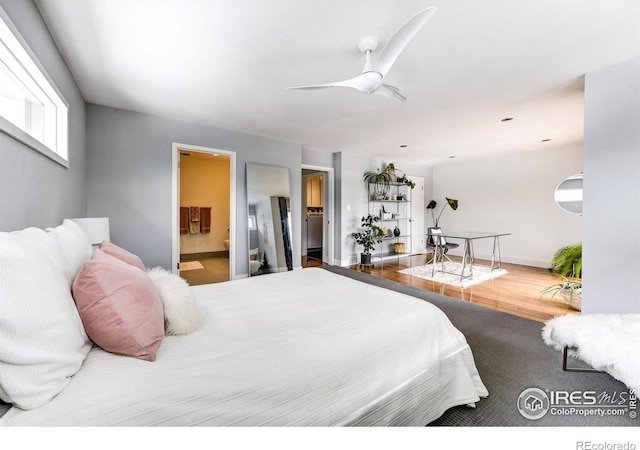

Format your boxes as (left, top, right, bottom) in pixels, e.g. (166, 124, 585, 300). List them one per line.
(321, 265, 638, 427)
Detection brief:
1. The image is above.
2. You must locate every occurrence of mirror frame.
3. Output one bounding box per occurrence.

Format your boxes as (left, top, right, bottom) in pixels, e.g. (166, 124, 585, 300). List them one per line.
(554, 173, 583, 215)
(246, 163, 293, 276)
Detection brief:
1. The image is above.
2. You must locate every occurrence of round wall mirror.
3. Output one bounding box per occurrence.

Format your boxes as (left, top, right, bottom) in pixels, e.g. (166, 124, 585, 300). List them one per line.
(554, 173, 583, 215)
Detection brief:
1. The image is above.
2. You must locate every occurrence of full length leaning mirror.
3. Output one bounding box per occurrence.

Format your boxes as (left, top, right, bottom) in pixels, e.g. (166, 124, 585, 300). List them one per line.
(246, 163, 293, 276)
(554, 173, 583, 215)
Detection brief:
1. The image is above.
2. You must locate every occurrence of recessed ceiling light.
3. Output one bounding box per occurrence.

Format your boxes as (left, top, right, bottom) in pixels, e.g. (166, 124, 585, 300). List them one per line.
(541, 139, 551, 142)
(501, 117, 513, 122)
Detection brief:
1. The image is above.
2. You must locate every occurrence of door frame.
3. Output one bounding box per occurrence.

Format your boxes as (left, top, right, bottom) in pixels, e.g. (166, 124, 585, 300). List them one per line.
(407, 175, 425, 255)
(301, 164, 334, 265)
(171, 142, 237, 279)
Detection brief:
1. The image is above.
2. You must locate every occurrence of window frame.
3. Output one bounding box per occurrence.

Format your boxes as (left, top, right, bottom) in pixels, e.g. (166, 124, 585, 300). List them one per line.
(0, 5, 69, 168)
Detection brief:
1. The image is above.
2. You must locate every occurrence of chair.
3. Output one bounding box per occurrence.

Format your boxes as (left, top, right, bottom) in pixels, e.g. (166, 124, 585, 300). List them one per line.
(426, 227, 459, 265)
(249, 248, 265, 276)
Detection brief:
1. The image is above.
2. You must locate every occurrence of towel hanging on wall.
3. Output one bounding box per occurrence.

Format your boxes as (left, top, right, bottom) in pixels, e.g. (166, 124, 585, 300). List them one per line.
(200, 207, 211, 233)
(189, 206, 200, 234)
(189, 206, 200, 222)
(179, 207, 189, 234)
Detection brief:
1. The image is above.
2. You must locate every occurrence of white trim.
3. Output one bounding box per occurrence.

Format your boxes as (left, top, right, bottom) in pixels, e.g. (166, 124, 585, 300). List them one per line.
(171, 142, 237, 280)
(301, 164, 335, 266)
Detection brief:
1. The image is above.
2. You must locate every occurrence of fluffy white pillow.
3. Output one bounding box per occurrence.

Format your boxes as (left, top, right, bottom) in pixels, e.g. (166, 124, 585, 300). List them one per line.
(0, 227, 92, 410)
(45, 219, 93, 283)
(147, 267, 199, 336)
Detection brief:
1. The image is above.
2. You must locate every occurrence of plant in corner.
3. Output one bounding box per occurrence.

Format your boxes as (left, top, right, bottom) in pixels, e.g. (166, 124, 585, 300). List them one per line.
(350, 214, 384, 265)
(549, 243, 582, 278)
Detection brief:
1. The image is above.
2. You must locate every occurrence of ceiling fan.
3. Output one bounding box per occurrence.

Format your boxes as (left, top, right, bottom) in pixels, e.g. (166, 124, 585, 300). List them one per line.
(286, 6, 437, 102)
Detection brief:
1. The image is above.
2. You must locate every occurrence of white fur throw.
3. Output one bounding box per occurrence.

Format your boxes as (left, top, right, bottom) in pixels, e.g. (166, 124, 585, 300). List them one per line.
(147, 267, 200, 336)
(542, 314, 640, 391)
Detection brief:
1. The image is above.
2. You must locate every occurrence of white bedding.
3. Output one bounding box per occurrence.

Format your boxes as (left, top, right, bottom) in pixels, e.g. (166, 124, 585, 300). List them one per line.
(0, 268, 487, 426)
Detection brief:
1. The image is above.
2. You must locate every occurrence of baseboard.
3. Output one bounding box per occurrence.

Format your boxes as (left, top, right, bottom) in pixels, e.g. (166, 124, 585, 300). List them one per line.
(180, 251, 227, 260)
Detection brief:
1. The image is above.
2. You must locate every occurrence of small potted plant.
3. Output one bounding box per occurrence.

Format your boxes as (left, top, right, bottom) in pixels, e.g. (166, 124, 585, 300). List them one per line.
(350, 214, 384, 265)
(540, 276, 582, 311)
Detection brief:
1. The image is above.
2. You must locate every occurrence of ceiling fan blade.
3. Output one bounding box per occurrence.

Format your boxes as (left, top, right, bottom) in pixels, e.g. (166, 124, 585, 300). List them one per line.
(374, 84, 407, 102)
(286, 72, 382, 93)
(374, 6, 437, 78)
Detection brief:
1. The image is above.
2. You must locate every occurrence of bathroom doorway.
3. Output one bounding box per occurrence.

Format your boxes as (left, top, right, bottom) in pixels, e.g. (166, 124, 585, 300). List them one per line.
(172, 143, 236, 285)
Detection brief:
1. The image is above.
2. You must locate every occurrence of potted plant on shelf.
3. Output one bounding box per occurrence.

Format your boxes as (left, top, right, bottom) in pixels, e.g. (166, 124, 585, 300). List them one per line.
(363, 165, 394, 198)
(540, 276, 582, 311)
(350, 214, 384, 265)
(549, 243, 582, 278)
(363, 163, 416, 199)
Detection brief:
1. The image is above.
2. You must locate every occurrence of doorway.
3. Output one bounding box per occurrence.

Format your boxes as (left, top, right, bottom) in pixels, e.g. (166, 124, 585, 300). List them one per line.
(301, 165, 334, 268)
(171, 143, 236, 284)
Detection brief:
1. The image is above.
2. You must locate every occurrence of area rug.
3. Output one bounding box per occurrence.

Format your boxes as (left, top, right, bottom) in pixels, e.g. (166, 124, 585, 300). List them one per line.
(179, 261, 204, 271)
(398, 262, 508, 288)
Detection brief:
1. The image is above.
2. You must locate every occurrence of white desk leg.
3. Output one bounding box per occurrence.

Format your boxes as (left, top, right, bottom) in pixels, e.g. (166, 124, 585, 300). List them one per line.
(460, 239, 472, 282)
(490, 236, 502, 271)
(431, 237, 439, 276)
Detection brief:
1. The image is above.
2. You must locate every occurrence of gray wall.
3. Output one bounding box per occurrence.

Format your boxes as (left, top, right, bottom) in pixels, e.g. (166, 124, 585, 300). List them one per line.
(85, 104, 302, 277)
(583, 56, 640, 314)
(0, 0, 86, 232)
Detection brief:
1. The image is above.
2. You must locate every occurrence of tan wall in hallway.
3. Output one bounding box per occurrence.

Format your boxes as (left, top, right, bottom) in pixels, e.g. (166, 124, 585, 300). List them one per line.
(180, 156, 230, 254)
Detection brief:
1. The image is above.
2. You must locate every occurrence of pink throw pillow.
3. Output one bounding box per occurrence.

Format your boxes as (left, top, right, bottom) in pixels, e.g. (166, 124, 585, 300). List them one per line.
(99, 241, 146, 271)
(72, 249, 164, 361)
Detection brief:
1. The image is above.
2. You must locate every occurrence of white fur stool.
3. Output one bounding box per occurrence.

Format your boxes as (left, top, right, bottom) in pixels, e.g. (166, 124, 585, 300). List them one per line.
(542, 314, 640, 392)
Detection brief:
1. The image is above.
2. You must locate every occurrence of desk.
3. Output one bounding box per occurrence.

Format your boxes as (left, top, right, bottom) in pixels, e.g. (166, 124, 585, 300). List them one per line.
(430, 231, 511, 282)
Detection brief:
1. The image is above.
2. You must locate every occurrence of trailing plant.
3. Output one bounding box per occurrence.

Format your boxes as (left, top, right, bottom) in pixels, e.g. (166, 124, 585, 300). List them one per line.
(363, 163, 416, 196)
(550, 243, 582, 278)
(350, 214, 384, 255)
(363, 166, 394, 196)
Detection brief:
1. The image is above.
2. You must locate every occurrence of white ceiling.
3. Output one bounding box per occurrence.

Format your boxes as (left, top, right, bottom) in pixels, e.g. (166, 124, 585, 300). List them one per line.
(34, 0, 639, 167)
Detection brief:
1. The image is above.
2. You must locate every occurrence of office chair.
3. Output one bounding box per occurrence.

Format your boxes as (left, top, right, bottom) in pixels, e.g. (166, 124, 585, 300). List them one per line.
(426, 227, 460, 265)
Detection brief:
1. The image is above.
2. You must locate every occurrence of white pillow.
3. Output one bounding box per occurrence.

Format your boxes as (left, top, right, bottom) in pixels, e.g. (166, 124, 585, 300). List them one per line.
(0, 227, 92, 410)
(147, 267, 199, 336)
(46, 219, 93, 283)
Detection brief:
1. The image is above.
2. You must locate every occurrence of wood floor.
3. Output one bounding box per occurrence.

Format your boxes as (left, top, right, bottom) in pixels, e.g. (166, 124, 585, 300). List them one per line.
(345, 253, 579, 323)
(182, 254, 577, 323)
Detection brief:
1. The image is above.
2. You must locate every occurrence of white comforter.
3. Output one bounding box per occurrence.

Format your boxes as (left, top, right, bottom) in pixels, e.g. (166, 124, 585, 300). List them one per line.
(0, 268, 487, 426)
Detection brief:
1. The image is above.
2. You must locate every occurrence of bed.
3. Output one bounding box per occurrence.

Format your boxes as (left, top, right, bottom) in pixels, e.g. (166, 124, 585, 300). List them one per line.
(0, 221, 487, 426)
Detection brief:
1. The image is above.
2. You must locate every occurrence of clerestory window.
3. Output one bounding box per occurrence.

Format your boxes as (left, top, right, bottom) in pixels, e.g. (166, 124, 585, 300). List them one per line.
(0, 6, 69, 167)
